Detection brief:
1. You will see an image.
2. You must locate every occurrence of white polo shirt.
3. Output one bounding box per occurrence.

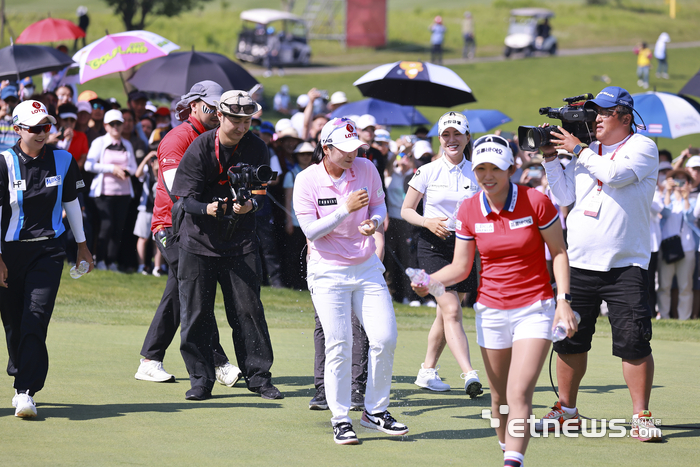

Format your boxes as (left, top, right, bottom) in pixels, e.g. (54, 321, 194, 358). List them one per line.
(543, 132, 658, 271)
(407, 155, 479, 230)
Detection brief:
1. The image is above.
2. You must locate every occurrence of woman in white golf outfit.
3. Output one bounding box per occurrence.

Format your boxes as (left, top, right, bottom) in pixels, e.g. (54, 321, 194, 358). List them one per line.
(293, 117, 408, 445)
(401, 111, 482, 396)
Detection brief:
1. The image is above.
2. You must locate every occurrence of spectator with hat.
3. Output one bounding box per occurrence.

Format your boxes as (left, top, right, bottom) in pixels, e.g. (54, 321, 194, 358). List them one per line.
(128, 90, 150, 146)
(0, 85, 20, 152)
(149, 107, 173, 146)
(170, 89, 282, 401)
(537, 86, 661, 441)
(648, 161, 670, 315)
(18, 77, 35, 101)
(85, 109, 138, 272)
(300, 88, 329, 142)
(291, 94, 309, 137)
(55, 103, 89, 169)
(356, 114, 387, 188)
(658, 169, 695, 320)
(0, 99, 92, 418)
(430, 16, 446, 65)
(328, 91, 348, 112)
(74, 101, 92, 134)
(85, 98, 108, 145)
(273, 85, 291, 115)
(136, 80, 238, 385)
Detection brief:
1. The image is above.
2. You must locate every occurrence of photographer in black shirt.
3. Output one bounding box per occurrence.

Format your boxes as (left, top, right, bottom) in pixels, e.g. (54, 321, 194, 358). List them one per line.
(171, 90, 282, 400)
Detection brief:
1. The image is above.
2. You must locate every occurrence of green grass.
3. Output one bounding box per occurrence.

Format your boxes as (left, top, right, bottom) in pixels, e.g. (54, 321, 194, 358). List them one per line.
(0, 268, 699, 466)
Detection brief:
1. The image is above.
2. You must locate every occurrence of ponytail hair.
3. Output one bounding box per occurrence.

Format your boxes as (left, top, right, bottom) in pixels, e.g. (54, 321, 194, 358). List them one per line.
(312, 143, 327, 165)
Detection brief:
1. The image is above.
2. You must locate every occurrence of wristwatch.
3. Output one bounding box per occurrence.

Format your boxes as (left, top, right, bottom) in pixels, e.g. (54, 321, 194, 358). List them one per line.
(557, 293, 572, 304)
(572, 144, 583, 156)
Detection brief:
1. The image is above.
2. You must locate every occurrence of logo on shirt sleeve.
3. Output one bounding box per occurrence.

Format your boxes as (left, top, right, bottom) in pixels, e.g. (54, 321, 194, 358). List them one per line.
(456, 220, 462, 230)
(509, 216, 533, 230)
(76, 180, 85, 189)
(45, 175, 62, 187)
(318, 198, 338, 206)
(475, 223, 494, 233)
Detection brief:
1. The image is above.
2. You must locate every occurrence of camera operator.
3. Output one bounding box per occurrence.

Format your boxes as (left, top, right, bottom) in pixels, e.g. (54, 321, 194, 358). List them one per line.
(171, 90, 282, 401)
(537, 86, 661, 441)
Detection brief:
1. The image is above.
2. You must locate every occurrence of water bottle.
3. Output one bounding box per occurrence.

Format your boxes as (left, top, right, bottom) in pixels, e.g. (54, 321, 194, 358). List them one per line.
(405, 268, 445, 297)
(69, 260, 90, 279)
(552, 311, 581, 342)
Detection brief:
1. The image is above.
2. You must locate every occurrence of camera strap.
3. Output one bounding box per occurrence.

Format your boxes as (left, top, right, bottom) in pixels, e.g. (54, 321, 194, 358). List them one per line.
(214, 129, 238, 186)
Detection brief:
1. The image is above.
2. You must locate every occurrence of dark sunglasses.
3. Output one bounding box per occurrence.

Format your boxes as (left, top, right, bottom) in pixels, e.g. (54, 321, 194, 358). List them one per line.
(222, 103, 257, 115)
(107, 121, 123, 127)
(92, 103, 104, 110)
(18, 124, 51, 134)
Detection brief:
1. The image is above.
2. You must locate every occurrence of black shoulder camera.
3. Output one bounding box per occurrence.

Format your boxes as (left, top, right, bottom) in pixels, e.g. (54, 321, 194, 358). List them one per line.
(213, 164, 278, 241)
(518, 94, 597, 151)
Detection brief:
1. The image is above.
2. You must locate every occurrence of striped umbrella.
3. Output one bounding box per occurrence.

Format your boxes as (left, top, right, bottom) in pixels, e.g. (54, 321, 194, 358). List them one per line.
(632, 91, 700, 139)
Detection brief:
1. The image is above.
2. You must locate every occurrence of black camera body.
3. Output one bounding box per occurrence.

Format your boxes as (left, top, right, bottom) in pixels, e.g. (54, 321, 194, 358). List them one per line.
(227, 164, 277, 205)
(518, 94, 597, 151)
(214, 164, 278, 241)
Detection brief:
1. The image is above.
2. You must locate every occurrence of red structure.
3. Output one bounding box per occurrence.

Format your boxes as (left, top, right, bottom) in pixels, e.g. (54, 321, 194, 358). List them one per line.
(346, 0, 387, 48)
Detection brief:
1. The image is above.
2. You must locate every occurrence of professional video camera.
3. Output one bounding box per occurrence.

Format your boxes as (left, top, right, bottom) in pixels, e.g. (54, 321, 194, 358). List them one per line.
(213, 164, 278, 240)
(518, 94, 598, 151)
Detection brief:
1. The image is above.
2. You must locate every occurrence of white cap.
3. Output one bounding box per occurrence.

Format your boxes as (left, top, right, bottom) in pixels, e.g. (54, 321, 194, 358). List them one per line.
(12, 100, 56, 126)
(658, 161, 673, 171)
(104, 109, 124, 124)
(356, 114, 377, 130)
(471, 134, 514, 170)
(330, 91, 348, 105)
(77, 101, 92, 114)
(297, 94, 310, 108)
(294, 141, 316, 154)
(686, 156, 700, 169)
(413, 140, 433, 158)
(374, 129, 391, 143)
(275, 118, 292, 133)
(145, 101, 157, 113)
(438, 111, 469, 135)
(320, 117, 370, 153)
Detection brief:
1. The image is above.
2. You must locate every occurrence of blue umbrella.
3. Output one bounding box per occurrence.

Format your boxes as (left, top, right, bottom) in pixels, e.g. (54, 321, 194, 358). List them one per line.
(330, 97, 430, 126)
(427, 109, 512, 136)
(632, 91, 700, 139)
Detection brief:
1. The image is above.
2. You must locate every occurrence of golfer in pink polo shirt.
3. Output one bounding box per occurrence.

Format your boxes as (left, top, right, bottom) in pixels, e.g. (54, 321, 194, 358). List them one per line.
(293, 117, 408, 445)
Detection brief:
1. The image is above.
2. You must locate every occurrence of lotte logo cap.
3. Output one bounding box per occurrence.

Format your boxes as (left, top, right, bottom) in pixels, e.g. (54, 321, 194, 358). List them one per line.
(320, 117, 369, 153)
(12, 100, 57, 126)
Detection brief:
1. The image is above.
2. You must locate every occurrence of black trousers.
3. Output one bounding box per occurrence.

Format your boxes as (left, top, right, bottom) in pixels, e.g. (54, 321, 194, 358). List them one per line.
(256, 212, 284, 288)
(140, 228, 228, 366)
(94, 195, 131, 265)
(284, 226, 308, 291)
(178, 249, 274, 391)
(313, 307, 368, 394)
(0, 239, 65, 395)
(385, 217, 422, 303)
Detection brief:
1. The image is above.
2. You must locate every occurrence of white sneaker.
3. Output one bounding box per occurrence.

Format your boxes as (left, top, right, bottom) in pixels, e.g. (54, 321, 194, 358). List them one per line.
(216, 362, 242, 387)
(135, 359, 175, 382)
(95, 260, 107, 271)
(409, 300, 421, 307)
(414, 364, 451, 391)
(12, 391, 37, 418)
(461, 370, 483, 398)
(425, 300, 437, 308)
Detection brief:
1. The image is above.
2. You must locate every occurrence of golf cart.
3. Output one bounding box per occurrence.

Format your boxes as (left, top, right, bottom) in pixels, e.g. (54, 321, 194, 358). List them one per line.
(503, 8, 557, 58)
(236, 8, 311, 66)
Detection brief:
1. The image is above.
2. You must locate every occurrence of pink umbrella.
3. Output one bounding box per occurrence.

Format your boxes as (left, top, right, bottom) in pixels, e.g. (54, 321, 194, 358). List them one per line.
(72, 30, 179, 84)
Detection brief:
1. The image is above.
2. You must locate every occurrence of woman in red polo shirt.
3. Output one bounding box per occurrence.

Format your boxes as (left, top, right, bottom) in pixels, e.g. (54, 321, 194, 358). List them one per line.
(413, 134, 577, 467)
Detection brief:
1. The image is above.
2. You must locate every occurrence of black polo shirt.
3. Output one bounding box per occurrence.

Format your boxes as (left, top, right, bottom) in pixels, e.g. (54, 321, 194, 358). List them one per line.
(171, 129, 270, 257)
(0, 142, 83, 242)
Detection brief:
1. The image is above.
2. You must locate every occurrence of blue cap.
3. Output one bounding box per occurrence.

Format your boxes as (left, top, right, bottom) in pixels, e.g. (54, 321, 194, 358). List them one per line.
(585, 86, 634, 110)
(1, 85, 18, 101)
(260, 121, 275, 135)
(20, 76, 33, 86)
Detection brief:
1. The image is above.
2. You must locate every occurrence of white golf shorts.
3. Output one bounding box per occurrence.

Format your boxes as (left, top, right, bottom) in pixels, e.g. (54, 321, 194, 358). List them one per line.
(474, 298, 555, 349)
